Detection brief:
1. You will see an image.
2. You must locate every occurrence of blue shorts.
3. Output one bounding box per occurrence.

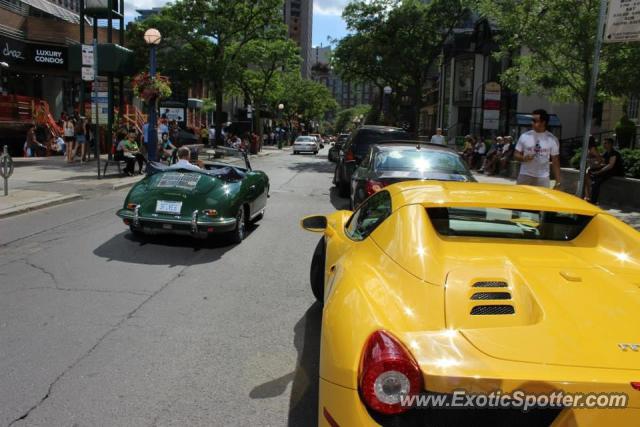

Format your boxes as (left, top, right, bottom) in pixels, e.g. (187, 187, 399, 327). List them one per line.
(76, 135, 86, 144)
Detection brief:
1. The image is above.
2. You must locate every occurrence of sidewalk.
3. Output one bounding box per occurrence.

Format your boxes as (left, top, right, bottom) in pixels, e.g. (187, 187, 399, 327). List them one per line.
(0, 149, 275, 219)
(472, 172, 640, 230)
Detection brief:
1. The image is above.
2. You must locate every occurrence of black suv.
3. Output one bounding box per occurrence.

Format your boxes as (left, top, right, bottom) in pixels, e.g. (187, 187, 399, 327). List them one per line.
(333, 125, 412, 197)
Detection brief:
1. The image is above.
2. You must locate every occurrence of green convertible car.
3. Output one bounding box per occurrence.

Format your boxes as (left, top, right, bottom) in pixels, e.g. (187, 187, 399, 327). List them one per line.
(117, 148, 269, 243)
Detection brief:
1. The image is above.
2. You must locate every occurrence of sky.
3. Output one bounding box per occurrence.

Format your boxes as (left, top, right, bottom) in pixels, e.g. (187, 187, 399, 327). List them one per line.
(123, 0, 349, 47)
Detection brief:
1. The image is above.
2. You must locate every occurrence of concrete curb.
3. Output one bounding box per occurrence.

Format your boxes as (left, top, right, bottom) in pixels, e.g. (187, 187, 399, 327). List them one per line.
(0, 193, 82, 219)
(112, 178, 143, 190)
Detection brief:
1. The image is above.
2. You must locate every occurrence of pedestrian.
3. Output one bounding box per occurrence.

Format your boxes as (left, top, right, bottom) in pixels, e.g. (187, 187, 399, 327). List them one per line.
(115, 130, 146, 176)
(430, 128, 446, 145)
(471, 138, 486, 170)
(24, 124, 45, 157)
(75, 117, 87, 163)
(481, 136, 504, 174)
(587, 137, 624, 204)
(200, 126, 209, 146)
(159, 132, 176, 162)
(462, 135, 475, 167)
(208, 124, 216, 147)
(514, 109, 562, 188)
(63, 116, 76, 163)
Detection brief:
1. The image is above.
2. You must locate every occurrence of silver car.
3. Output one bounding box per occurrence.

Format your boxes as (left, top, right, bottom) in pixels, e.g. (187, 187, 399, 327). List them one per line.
(292, 136, 319, 154)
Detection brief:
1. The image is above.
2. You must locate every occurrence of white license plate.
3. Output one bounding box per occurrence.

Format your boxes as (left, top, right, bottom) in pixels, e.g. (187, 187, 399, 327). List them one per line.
(156, 200, 183, 214)
(162, 223, 173, 230)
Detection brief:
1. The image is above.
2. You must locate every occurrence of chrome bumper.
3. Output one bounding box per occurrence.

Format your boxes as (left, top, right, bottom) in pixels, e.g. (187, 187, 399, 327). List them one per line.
(117, 208, 237, 236)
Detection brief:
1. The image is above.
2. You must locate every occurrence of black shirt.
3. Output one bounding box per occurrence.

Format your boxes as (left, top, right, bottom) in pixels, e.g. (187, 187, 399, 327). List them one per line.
(603, 149, 625, 176)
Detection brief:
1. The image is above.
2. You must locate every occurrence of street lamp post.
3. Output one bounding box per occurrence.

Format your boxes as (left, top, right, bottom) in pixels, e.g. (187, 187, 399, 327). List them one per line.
(383, 86, 392, 124)
(277, 103, 284, 149)
(144, 28, 161, 162)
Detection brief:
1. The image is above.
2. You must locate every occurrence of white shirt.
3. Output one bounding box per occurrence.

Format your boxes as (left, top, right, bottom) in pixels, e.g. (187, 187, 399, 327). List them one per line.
(430, 134, 445, 145)
(515, 130, 559, 178)
(169, 159, 201, 172)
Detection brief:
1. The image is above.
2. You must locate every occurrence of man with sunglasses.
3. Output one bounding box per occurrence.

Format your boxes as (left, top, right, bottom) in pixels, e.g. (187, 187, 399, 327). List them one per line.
(514, 109, 562, 188)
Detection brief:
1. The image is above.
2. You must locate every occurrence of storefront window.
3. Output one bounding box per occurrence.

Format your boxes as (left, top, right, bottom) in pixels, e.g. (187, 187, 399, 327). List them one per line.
(454, 57, 474, 103)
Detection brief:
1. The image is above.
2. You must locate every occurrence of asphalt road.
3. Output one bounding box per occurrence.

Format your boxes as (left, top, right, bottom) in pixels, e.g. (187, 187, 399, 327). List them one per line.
(0, 148, 346, 427)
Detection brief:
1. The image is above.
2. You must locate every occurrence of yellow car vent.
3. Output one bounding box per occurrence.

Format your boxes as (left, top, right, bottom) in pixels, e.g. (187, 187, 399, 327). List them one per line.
(470, 305, 515, 315)
(471, 292, 511, 300)
(472, 281, 508, 288)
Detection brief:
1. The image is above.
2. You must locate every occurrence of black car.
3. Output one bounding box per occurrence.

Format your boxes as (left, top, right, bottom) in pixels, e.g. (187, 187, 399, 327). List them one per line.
(333, 126, 412, 196)
(349, 142, 475, 208)
(328, 133, 350, 163)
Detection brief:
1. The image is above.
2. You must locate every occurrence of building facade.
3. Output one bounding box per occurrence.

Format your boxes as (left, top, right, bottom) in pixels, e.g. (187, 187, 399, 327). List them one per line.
(283, 0, 312, 79)
(310, 45, 378, 112)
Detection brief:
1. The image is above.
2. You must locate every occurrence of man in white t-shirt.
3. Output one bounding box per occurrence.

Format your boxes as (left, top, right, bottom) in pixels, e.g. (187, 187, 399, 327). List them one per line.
(514, 109, 562, 188)
(430, 128, 445, 145)
(169, 147, 201, 172)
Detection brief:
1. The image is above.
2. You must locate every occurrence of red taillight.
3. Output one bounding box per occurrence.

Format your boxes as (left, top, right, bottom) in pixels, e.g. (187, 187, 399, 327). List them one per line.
(359, 330, 422, 415)
(345, 149, 355, 162)
(365, 180, 386, 196)
(632, 382, 640, 391)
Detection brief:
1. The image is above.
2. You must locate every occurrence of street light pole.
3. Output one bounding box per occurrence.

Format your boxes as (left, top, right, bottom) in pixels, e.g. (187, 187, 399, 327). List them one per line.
(144, 28, 161, 162)
(383, 86, 392, 125)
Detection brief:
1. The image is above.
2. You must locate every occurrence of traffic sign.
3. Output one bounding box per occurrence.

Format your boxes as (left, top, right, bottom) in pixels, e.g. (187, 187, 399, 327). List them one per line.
(605, 0, 640, 43)
(82, 66, 94, 81)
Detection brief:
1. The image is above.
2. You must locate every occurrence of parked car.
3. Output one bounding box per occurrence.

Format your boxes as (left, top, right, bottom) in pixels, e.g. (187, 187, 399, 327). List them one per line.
(333, 125, 412, 196)
(293, 136, 319, 154)
(350, 142, 474, 208)
(117, 147, 269, 244)
(328, 133, 350, 163)
(301, 181, 640, 425)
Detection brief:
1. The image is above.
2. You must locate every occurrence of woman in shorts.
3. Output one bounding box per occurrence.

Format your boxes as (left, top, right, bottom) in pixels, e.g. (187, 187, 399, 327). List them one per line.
(63, 117, 76, 163)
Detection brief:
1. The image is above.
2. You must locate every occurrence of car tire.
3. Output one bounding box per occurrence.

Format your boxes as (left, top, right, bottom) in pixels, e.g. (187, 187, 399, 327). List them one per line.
(229, 206, 246, 244)
(310, 237, 325, 303)
(293, 151, 298, 155)
(314, 151, 318, 155)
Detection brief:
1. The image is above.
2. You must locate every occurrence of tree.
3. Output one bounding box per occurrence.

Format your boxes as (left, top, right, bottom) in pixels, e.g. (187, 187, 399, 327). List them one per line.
(128, 0, 284, 145)
(228, 26, 301, 142)
(333, 105, 372, 134)
(477, 0, 640, 125)
(274, 73, 338, 135)
(334, 0, 469, 133)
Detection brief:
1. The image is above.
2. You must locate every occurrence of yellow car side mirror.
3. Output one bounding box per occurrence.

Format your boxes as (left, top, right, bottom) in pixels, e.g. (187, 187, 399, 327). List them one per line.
(301, 215, 327, 232)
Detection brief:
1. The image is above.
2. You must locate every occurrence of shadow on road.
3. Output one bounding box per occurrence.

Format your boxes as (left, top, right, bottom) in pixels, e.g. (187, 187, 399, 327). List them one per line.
(249, 302, 322, 426)
(92, 228, 250, 266)
(286, 159, 335, 174)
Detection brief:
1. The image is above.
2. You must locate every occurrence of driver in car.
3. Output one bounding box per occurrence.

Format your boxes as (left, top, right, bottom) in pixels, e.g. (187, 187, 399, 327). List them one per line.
(169, 147, 202, 172)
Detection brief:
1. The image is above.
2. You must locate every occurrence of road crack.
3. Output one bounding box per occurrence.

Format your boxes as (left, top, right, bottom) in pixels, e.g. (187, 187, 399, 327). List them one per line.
(23, 260, 61, 289)
(7, 264, 192, 426)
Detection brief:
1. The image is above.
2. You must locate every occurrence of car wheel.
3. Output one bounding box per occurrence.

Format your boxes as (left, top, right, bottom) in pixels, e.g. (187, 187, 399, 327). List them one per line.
(229, 206, 246, 244)
(293, 150, 298, 155)
(314, 151, 318, 155)
(310, 237, 325, 303)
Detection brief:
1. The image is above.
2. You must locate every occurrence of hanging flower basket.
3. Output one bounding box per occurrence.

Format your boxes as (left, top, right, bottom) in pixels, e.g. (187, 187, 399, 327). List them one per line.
(132, 72, 172, 103)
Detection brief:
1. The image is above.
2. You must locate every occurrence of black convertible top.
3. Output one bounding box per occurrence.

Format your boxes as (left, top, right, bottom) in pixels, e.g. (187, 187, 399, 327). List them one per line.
(146, 162, 246, 181)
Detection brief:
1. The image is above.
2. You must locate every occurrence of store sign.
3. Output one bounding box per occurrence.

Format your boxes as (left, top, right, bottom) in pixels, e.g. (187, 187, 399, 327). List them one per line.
(30, 44, 67, 67)
(483, 81, 501, 130)
(0, 36, 27, 65)
(159, 107, 186, 122)
(605, 0, 640, 43)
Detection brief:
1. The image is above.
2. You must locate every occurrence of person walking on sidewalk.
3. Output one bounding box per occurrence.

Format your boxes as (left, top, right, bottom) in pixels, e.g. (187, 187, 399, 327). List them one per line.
(514, 109, 562, 188)
(75, 117, 87, 163)
(63, 116, 76, 163)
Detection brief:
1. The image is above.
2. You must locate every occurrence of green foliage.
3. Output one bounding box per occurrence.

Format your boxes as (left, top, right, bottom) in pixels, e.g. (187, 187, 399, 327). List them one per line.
(334, 105, 372, 134)
(615, 115, 637, 148)
(570, 147, 585, 170)
(274, 74, 338, 124)
(333, 0, 469, 130)
(620, 149, 640, 178)
(477, 0, 640, 115)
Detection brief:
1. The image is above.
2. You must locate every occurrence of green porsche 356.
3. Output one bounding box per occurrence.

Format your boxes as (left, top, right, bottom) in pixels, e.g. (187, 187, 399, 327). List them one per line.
(117, 148, 269, 243)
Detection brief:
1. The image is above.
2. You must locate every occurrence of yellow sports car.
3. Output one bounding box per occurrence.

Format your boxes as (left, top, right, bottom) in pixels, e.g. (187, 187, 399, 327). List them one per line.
(301, 181, 640, 426)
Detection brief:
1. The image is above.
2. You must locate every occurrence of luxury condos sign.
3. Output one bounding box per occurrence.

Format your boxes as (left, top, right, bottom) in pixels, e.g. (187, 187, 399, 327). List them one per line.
(0, 36, 67, 68)
(605, 0, 640, 43)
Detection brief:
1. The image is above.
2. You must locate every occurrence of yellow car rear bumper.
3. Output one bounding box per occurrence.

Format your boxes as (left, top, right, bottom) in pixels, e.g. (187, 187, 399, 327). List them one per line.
(318, 378, 640, 426)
